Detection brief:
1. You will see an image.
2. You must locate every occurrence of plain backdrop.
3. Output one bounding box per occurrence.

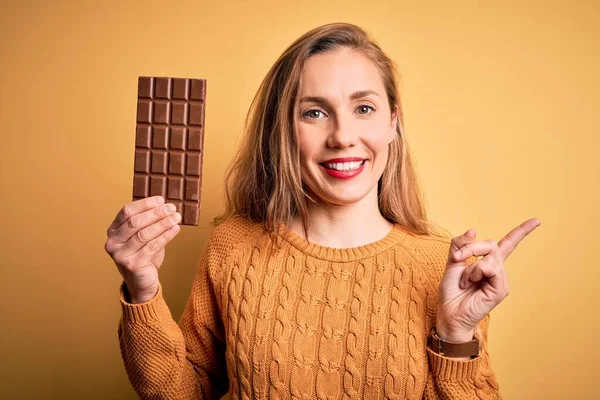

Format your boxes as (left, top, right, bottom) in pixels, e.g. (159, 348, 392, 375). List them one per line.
(1, 0, 598, 399)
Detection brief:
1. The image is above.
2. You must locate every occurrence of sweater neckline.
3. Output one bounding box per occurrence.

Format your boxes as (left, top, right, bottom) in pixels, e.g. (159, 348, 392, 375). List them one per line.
(277, 223, 410, 262)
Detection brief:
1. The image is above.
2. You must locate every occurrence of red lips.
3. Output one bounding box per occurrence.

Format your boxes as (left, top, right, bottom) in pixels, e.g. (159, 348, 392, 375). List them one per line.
(322, 157, 365, 163)
(319, 158, 367, 180)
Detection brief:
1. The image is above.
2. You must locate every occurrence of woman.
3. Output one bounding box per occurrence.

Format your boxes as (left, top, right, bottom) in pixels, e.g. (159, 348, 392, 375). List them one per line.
(105, 23, 540, 399)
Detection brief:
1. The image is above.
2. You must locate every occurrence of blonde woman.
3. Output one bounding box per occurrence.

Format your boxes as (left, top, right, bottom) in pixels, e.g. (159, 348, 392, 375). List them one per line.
(105, 23, 540, 399)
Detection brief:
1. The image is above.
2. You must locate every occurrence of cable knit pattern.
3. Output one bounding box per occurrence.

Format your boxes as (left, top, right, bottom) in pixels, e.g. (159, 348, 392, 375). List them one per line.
(118, 216, 502, 399)
(270, 251, 300, 399)
(252, 243, 283, 398)
(343, 261, 370, 399)
(384, 248, 406, 399)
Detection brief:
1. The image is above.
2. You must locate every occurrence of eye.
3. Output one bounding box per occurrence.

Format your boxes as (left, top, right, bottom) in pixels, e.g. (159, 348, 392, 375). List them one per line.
(303, 109, 326, 119)
(356, 105, 375, 115)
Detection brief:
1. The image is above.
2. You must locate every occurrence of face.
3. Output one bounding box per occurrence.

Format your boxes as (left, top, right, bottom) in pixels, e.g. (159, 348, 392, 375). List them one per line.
(295, 47, 398, 208)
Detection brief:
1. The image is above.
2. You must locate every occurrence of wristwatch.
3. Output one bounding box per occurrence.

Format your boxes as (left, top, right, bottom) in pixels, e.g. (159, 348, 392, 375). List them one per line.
(428, 326, 481, 358)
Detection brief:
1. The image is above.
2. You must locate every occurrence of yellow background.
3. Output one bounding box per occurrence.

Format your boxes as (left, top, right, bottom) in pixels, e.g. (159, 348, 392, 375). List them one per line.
(1, 0, 598, 398)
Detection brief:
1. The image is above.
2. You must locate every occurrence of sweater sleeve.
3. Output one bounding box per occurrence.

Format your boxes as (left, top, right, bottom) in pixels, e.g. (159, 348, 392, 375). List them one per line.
(423, 312, 502, 399)
(117, 234, 229, 400)
(411, 236, 502, 399)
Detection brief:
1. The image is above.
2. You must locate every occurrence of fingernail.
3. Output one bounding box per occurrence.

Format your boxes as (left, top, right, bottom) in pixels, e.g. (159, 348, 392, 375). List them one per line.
(454, 250, 461, 259)
(165, 203, 176, 213)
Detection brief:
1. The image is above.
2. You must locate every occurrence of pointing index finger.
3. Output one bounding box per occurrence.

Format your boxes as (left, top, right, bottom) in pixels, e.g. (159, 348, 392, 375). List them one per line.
(497, 218, 541, 261)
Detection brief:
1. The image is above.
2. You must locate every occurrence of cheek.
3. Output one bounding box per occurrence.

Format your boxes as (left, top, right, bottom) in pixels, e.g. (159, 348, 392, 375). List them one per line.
(365, 118, 394, 144)
(363, 131, 392, 169)
(363, 131, 392, 153)
(296, 130, 318, 164)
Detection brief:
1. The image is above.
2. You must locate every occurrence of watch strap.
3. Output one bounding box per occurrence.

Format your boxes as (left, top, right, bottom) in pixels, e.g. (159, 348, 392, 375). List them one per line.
(428, 326, 481, 358)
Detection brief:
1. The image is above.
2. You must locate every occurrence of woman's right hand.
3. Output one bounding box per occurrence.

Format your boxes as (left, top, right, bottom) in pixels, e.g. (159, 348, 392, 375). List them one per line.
(104, 196, 181, 303)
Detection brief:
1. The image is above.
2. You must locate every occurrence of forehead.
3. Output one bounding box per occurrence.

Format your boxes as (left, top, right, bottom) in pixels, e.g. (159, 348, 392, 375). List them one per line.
(299, 47, 385, 97)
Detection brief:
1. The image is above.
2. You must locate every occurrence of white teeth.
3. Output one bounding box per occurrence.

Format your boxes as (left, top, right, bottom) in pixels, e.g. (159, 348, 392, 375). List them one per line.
(325, 161, 364, 171)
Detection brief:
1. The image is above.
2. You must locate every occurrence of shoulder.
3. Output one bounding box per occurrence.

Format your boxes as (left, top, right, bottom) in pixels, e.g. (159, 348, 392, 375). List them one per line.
(402, 233, 453, 284)
(207, 216, 265, 260)
(399, 230, 477, 294)
(203, 216, 266, 277)
(210, 215, 265, 248)
(408, 234, 453, 264)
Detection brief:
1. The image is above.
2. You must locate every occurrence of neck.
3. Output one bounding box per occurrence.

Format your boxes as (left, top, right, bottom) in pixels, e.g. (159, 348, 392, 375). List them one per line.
(290, 185, 393, 249)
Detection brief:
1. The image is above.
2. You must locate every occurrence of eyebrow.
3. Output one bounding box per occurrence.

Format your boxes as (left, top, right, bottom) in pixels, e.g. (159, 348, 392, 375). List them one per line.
(299, 90, 380, 104)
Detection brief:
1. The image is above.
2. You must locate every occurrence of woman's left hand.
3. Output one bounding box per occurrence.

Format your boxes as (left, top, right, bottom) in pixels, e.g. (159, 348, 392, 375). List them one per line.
(435, 218, 542, 343)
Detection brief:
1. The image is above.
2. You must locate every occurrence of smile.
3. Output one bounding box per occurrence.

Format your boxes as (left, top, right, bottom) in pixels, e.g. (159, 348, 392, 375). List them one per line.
(319, 159, 367, 180)
(324, 160, 365, 171)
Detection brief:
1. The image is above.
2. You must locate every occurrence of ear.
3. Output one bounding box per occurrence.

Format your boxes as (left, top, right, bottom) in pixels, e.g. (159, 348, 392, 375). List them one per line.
(388, 106, 399, 143)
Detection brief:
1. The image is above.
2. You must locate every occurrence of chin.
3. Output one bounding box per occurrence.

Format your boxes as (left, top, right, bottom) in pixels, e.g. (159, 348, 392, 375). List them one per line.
(302, 165, 381, 207)
(312, 184, 374, 207)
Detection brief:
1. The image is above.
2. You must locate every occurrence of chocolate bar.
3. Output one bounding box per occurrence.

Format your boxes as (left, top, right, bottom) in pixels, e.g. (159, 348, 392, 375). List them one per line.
(132, 76, 206, 226)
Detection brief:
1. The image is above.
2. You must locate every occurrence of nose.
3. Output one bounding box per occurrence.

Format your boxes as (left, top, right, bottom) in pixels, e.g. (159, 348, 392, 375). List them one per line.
(326, 114, 357, 149)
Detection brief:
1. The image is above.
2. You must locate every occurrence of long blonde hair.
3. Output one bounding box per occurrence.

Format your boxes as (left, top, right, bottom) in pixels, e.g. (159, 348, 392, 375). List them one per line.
(217, 23, 449, 239)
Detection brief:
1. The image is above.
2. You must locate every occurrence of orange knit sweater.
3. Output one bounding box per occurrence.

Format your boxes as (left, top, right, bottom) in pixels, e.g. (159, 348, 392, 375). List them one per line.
(118, 216, 501, 399)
